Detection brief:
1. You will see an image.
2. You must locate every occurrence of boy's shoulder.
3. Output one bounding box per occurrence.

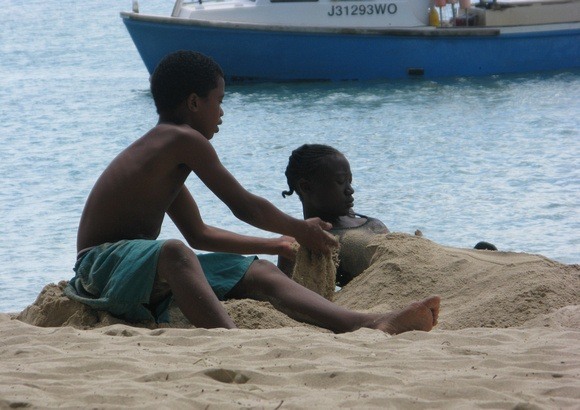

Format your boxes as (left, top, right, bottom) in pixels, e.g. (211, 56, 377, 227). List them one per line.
(135, 123, 219, 173)
(148, 122, 200, 140)
(139, 123, 209, 151)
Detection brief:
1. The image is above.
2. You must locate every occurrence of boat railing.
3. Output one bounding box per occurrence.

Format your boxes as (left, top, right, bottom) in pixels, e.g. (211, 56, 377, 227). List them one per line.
(172, 0, 184, 16)
(179, 0, 257, 5)
(172, 0, 259, 17)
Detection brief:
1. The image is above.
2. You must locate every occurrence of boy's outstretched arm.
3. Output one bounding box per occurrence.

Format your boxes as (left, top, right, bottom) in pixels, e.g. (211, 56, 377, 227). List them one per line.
(168, 186, 296, 259)
(173, 130, 337, 254)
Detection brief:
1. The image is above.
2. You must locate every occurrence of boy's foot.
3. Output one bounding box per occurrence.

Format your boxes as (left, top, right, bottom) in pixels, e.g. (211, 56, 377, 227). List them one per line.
(368, 296, 440, 335)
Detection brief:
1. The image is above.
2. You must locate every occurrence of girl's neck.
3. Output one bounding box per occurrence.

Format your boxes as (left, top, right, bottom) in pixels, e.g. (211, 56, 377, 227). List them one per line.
(303, 209, 364, 228)
(303, 207, 339, 224)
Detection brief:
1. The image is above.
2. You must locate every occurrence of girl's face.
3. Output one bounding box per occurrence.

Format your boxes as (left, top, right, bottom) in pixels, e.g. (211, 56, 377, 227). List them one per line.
(301, 154, 355, 221)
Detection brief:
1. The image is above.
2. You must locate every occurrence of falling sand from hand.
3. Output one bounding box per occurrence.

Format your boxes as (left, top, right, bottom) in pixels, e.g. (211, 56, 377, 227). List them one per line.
(291, 241, 340, 301)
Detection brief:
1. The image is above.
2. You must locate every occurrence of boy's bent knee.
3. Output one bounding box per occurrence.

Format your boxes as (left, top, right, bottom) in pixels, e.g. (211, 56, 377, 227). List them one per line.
(161, 239, 190, 256)
(159, 239, 197, 269)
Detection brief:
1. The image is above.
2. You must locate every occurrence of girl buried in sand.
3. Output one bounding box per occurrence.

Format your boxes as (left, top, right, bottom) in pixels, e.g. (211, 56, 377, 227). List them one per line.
(278, 144, 495, 289)
(279, 144, 389, 288)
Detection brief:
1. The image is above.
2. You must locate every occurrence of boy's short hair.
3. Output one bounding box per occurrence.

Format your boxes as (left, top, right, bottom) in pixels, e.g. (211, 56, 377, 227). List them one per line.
(150, 50, 224, 115)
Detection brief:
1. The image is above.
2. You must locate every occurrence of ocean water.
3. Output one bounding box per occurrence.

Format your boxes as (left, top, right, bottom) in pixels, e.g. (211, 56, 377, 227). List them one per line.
(1, 1, 578, 313)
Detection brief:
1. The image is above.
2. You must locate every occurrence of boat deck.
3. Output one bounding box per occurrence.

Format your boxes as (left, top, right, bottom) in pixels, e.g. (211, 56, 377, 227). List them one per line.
(475, 0, 580, 26)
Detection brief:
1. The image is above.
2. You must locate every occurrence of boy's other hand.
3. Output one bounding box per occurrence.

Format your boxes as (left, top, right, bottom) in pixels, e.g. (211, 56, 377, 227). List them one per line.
(296, 218, 338, 254)
(276, 235, 298, 260)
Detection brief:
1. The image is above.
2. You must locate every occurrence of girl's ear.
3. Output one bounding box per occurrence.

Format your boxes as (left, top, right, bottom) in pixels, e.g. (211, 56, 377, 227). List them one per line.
(296, 178, 311, 197)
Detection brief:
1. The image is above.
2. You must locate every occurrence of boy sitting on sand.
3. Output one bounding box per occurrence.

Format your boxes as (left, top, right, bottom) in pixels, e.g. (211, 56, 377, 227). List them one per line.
(65, 51, 439, 335)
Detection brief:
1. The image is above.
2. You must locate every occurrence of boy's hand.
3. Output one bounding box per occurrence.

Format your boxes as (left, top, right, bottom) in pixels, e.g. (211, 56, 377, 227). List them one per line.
(276, 235, 298, 260)
(295, 218, 338, 254)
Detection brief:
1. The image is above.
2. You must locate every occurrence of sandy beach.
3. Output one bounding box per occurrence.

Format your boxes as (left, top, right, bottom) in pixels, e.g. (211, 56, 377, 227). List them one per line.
(2, 233, 579, 409)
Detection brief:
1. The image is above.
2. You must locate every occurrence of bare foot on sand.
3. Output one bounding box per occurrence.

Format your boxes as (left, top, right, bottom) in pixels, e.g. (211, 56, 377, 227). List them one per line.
(367, 296, 441, 335)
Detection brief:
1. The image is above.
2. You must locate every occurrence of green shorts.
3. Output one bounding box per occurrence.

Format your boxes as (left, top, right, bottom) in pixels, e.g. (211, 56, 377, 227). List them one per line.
(65, 239, 256, 323)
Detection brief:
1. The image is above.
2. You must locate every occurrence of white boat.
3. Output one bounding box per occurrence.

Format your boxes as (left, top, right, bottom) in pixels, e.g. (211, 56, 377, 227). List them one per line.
(121, 0, 580, 81)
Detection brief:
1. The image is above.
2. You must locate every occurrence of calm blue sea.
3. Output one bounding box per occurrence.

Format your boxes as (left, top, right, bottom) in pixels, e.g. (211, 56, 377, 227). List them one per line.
(1, 1, 579, 313)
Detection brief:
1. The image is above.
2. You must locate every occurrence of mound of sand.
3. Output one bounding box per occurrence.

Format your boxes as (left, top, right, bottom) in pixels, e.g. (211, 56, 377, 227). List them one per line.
(16, 233, 579, 331)
(16, 281, 305, 331)
(335, 233, 579, 330)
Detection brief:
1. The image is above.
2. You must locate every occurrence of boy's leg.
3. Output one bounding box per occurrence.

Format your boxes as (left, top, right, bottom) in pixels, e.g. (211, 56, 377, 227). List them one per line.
(228, 260, 440, 335)
(157, 240, 236, 329)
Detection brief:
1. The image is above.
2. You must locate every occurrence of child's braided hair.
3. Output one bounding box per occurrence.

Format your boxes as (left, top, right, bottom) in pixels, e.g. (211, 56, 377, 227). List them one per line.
(282, 144, 342, 199)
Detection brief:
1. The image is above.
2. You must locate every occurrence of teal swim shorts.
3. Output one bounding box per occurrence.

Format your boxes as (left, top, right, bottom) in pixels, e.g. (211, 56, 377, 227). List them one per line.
(65, 239, 256, 323)
(197, 252, 257, 300)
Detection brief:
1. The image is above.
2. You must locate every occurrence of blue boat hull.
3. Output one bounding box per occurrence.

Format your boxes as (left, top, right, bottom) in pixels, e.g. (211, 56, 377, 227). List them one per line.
(121, 15, 580, 81)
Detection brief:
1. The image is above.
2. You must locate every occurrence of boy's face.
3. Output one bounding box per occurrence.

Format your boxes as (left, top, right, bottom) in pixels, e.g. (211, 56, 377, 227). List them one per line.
(192, 76, 225, 140)
(302, 154, 354, 220)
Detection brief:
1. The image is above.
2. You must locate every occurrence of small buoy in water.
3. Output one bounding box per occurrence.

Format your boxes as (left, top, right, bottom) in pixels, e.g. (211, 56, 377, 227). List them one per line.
(474, 241, 498, 251)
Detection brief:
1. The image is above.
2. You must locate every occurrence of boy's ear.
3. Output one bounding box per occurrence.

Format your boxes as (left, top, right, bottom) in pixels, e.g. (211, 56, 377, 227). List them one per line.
(187, 93, 199, 111)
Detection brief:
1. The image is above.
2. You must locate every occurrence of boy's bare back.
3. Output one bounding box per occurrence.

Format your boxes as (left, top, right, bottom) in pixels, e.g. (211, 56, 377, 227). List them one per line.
(77, 124, 199, 252)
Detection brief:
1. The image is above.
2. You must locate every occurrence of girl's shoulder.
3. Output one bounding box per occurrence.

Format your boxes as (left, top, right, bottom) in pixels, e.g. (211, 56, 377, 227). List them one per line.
(331, 213, 389, 234)
(359, 214, 390, 234)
